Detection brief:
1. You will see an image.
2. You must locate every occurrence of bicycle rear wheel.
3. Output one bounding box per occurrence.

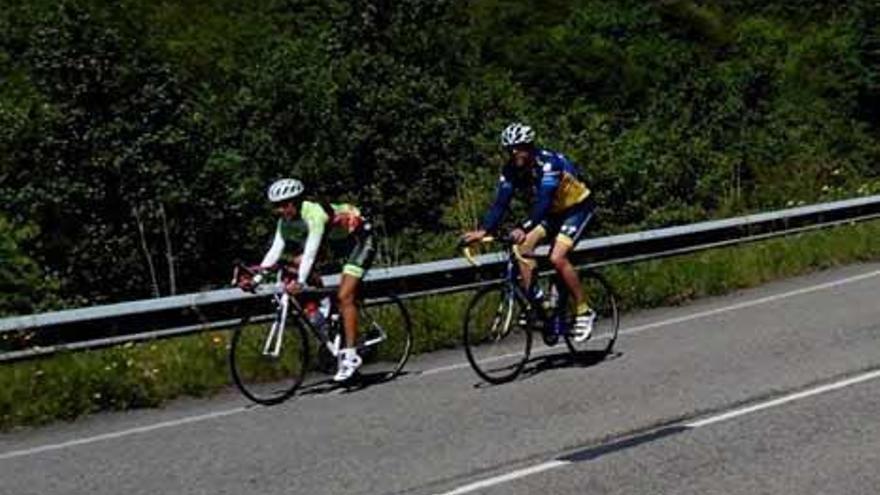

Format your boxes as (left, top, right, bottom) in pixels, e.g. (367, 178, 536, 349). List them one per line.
(229, 314, 309, 405)
(563, 270, 619, 357)
(356, 294, 413, 381)
(463, 284, 532, 384)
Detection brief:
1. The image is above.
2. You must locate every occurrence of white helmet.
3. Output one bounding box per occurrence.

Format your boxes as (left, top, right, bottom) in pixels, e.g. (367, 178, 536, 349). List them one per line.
(501, 122, 535, 148)
(267, 178, 304, 203)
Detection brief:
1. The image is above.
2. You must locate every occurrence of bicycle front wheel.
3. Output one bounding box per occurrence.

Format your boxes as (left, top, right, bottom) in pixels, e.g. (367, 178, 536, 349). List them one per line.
(356, 294, 413, 381)
(564, 270, 619, 357)
(229, 315, 309, 405)
(463, 285, 532, 384)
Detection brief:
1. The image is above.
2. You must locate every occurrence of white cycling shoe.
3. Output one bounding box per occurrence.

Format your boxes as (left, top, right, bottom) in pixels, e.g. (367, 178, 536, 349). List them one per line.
(333, 350, 363, 382)
(572, 311, 596, 342)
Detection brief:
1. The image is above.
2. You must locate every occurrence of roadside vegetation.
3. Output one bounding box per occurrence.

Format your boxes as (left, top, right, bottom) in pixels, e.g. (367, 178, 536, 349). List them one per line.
(3, 1, 880, 310)
(3, 219, 880, 430)
(3, 0, 880, 427)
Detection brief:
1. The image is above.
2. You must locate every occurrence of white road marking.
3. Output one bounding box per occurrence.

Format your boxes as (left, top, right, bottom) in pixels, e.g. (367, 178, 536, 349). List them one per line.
(420, 346, 558, 376)
(0, 407, 247, 461)
(435, 460, 569, 495)
(686, 368, 880, 428)
(621, 268, 880, 336)
(3, 267, 880, 462)
(424, 268, 880, 375)
(420, 362, 473, 376)
(435, 366, 880, 495)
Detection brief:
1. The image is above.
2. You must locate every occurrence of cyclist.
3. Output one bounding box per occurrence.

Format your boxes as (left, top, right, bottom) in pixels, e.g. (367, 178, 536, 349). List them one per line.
(462, 122, 597, 343)
(240, 178, 375, 381)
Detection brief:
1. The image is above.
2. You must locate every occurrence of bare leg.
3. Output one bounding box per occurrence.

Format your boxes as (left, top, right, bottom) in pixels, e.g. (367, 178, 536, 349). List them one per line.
(338, 274, 360, 348)
(518, 227, 546, 293)
(549, 240, 585, 308)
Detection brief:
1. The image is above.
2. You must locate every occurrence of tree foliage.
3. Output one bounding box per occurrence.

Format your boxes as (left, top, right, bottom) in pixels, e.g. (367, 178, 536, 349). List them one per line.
(0, 216, 60, 315)
(2, 0, 880, 309)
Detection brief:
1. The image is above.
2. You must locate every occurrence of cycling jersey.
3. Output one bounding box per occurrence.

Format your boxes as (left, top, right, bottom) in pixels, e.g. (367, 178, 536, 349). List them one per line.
(260, 201, 373, 282)
(480, 148, 591, 233)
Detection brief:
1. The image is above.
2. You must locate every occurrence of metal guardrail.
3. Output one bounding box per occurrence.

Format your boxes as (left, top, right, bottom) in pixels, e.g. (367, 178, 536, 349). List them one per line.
(3, 194, 880, 362)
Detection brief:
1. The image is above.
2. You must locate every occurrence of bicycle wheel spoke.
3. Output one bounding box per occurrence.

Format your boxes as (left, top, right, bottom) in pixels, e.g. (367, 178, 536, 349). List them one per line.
(355, 296, 413, 381)
(463, 286, 531, 384)
(229, 316, 309, 405)
(563, 272, 619, 357)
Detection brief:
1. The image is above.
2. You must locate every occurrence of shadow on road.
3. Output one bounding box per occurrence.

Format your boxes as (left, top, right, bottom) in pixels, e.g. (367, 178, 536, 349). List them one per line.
(472, 349, 623, 389)
(292, 371, 413, 398)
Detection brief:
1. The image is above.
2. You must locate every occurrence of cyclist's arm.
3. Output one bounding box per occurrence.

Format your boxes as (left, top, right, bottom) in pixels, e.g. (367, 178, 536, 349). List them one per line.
(479, 173, 515, 233)
(521, 172, 559, 231)
(297, 203, 329, 285)
(259, 223, 285, 269)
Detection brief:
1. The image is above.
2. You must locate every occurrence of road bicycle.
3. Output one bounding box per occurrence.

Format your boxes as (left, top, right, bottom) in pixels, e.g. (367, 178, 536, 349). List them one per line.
(460, 237, 619, 384)
(229, 264, 413, 405)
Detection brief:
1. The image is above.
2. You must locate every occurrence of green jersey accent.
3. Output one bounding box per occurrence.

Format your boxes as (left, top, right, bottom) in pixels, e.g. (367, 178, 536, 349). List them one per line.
(260, 200, 371, 283)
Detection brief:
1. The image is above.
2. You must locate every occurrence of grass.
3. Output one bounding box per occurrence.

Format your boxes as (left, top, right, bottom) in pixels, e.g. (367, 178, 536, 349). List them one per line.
(3, 219, 880, 430)
(604, 220, 880, 312)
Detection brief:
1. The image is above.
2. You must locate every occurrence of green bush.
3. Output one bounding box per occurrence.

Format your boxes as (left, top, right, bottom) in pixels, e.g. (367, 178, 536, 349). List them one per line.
(2, 0, 880, 309)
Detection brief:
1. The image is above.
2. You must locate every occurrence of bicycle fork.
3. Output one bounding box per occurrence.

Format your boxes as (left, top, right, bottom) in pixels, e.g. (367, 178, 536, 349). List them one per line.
(263, 293, 290, 358)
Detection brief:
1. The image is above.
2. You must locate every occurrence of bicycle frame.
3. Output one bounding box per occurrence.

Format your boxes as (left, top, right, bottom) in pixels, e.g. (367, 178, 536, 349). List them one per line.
(500, 245, 566, 326)
(259, 273, 389, 360)
(462, 238, 577, 329)
(258, 271, 337, 359)
(359, 322, 387, 348)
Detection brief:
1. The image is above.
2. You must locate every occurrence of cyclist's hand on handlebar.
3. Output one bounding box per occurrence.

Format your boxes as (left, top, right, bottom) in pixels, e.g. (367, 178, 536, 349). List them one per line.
(284, 280, 305, 295)
(460, 229, 487, 246)
(237, 274, 258, 293)
(234, 263, 265, 293)
(509, 228, 527, 244)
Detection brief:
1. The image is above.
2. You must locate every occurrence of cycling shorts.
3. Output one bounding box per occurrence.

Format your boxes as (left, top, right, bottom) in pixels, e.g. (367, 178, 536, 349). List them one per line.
(540, 197, 596, 248)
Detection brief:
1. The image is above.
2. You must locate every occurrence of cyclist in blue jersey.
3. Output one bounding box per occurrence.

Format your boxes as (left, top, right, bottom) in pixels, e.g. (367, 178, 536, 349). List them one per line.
(462, 122, 597, 343)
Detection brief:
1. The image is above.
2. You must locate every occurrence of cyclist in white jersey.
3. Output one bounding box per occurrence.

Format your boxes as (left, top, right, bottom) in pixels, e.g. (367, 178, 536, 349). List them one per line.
(240, 178, 375, 381)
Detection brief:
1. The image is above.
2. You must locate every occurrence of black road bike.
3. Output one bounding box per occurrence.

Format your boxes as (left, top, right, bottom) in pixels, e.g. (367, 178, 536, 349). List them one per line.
(460, 238, 619, 384)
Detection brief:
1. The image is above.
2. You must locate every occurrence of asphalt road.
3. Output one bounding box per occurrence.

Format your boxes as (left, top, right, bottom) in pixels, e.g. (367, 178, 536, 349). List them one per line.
(2, 262, 880, 495)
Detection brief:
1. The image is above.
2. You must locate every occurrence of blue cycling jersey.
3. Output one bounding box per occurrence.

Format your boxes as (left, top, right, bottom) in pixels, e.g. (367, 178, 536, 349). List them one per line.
(480, 148, 591, 233)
